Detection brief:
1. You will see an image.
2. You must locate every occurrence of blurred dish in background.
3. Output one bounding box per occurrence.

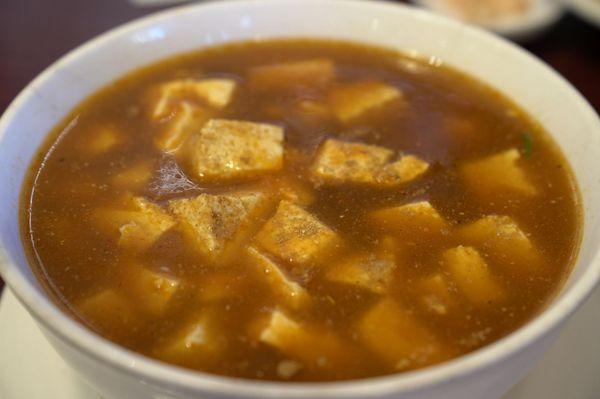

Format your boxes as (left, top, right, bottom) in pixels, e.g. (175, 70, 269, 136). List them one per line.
(412, 0, 565, 41)
(568, 0, 600, 27)
(128, 0, 194, 7)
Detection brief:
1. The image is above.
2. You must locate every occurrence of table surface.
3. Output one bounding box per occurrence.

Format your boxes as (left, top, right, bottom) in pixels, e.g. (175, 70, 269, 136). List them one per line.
(0, 0, 598, 288)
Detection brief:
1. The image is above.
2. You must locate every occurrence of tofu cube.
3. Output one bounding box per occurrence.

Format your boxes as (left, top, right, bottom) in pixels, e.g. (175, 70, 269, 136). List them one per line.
(358, 299, 451, 370)
(442, 246, 505, 305)
(197, 273, 245, 302)
(158, 314, 220, 360)
(328, 81, 402, 123)
(458, 215, 540, 271)
(155, 102, 211, 153)
(76, 289, 138, 335)
(93, 196, 175, 252)
(257, 310, 349, 369)
(310, 139, 393, 186)
(325, 252, 396, 294)
(169, 191, 271, 261)
(187, 119, 284, 182)
(461, 148, 537, 197)
(125, 264, 180, 316)
(368, 201, 448, 238)
(416, 274, 455, 315)
(111, 161, 153, 190)
(255, 200, 341, 267)
(86, 125, 122, 155)
(377, 155, 430, 186)
(247, 58, 334, 90)
(247, 247, 310, 309)
(150, 78, 237, 120)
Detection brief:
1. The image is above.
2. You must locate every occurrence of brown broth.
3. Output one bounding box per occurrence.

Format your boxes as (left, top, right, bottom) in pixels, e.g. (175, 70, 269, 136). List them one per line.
(21, 39, 581, 381)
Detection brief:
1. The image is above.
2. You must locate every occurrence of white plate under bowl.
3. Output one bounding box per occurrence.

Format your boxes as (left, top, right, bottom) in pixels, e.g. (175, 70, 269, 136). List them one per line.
(411, 0, 565, 41)
(1, 288, 599, 398)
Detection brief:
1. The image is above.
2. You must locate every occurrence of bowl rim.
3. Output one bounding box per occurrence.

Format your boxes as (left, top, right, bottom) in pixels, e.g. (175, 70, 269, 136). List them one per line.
(1, 0, 599, 396)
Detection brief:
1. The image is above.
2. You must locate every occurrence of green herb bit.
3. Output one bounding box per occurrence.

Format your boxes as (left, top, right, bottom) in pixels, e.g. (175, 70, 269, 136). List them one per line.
(522, 133, 533, 158)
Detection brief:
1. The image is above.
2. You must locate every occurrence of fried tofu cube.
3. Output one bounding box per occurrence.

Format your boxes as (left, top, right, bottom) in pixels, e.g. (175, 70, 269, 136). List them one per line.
(377, 155, 430, 186)
(158, 314, 220, 359)
(187, 119, 284, 182)
(461, 148, 537, 197)
(416, 274, 455, 315)
(368, 201, 448, 238)
(86, 125, 122, 155)
(310, 139, 393, 186)
(93, 197, 175, 252)
(442, 246, 505, 305)
(358, 299, 451, 370)
(125, 264, 180, 316)
(325, 252, 396, 294)
(257, 310, 349, 369)
(169, 191, 271, 261)
(111, 161, 153, 190)
(458, 215, 540, 271)
(247, 247, 310, 309)
(255, 200, 341, 267)
(155, 102, 211, 153)
(77, 289, 138, 334)
(328, 81, 402, 123)
(247, 58, 334, 90)
(150, 78, 237, 120)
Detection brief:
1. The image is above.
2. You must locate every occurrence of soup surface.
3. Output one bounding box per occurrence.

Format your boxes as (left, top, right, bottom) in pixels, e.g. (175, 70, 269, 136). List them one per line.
(22, 39, 581, 382)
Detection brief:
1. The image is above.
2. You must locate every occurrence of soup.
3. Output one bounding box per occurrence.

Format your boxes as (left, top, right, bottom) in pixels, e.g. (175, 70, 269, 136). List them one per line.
(22, 39, 581, 382)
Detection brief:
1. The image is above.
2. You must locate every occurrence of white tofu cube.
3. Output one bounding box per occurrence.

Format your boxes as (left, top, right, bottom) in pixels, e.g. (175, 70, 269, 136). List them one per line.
(442, 246, 505, 305)
(93, 196, 175, 252)
(86, 125, 122, 155)
(155, 102, 211, 153)
(415, 274, 455, 315)
(325, 252, 396, 294)
(358, 298, 451, 370)
(310, 139, 393, 186)
(257, 310, 349, 369)
(111, 161, 153, 190)
(187, 119, 284, 182)
(246, 247, 310, 309)
(158, 315, 220, 359)
(197, 273, 245, 302)
(458, 215, 540, 271)
(125, 264, 180, 316)
(76, 289, 138, 334)
(368, 201, 448, 238)
(247, 58, 334, 90)
(255, 200, 341, 268)
(150, 78, 237, 120)
(169, 191, 271, 261)
(328, 81, 402, 123)
(461, 148, 537, 197)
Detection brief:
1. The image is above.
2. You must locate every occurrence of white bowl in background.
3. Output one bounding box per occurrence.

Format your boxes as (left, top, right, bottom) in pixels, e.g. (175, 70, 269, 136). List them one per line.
(411, 0, 565, 41)
(0, 1, 599, 398)
(568, 0, 600, 27)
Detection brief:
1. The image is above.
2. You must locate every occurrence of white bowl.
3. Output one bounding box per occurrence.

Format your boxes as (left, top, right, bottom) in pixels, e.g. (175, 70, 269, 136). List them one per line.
(411, 0, 565, 42)
(568, 0, 600, 27)
(0, 1, 599, 398)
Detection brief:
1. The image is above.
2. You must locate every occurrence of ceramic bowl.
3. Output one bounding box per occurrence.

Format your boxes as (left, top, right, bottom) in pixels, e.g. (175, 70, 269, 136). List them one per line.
(0, 1, 599, 398)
